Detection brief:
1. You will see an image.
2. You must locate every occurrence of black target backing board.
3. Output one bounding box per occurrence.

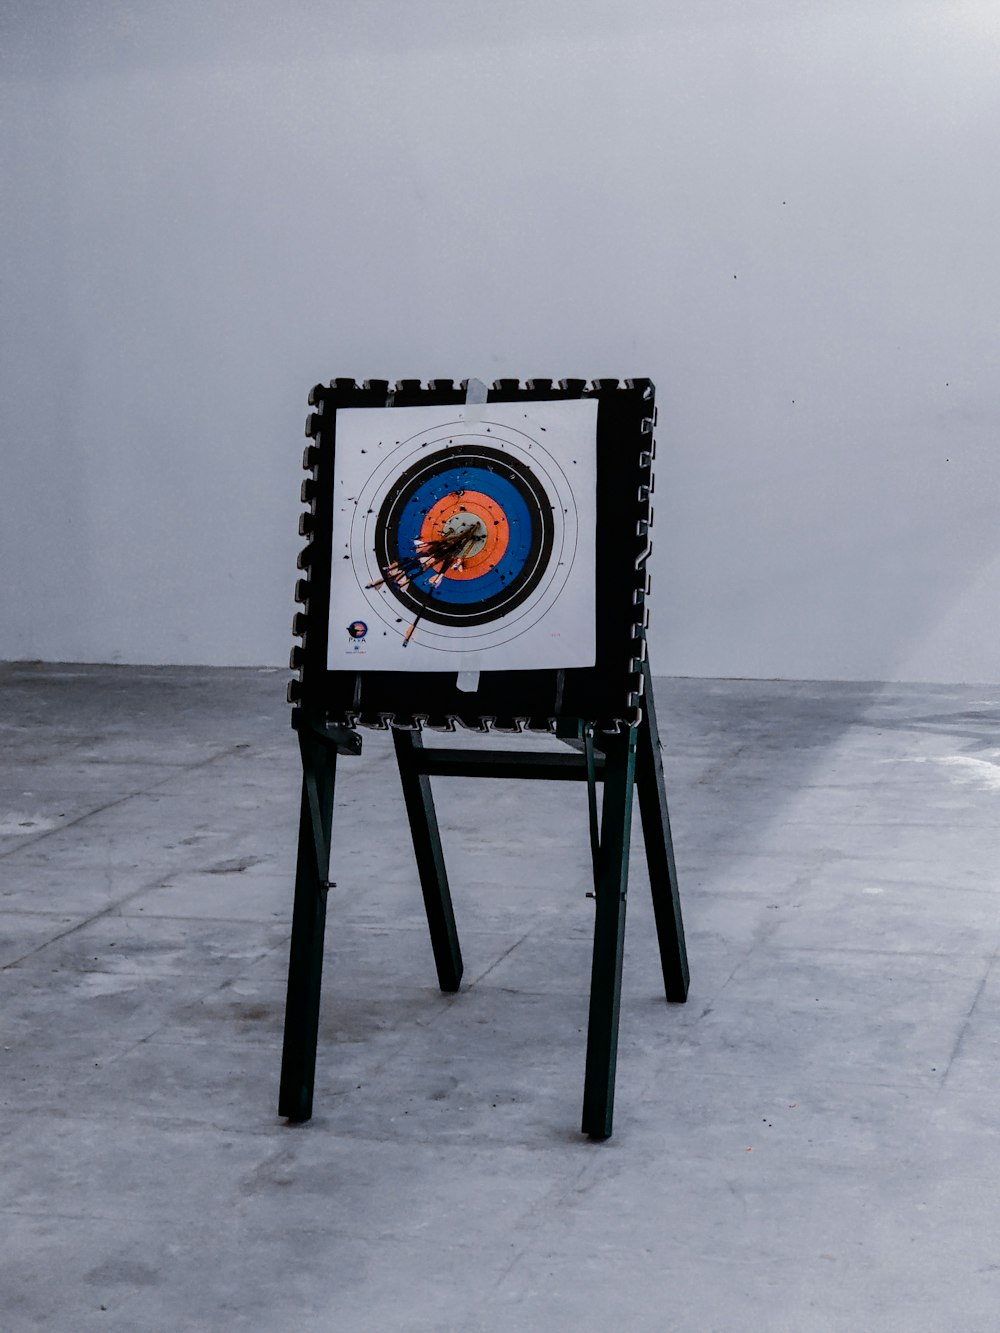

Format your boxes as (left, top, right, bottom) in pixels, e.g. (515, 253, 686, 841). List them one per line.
(290, 378, 656, 733)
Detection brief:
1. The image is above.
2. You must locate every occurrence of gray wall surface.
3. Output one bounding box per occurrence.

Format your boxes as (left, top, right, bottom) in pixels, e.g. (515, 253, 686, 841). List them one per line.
(2, 1, 998, 681)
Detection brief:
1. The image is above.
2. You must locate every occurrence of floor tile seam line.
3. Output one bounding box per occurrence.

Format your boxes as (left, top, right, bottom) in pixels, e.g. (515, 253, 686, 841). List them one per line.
(0, 739, 257, 864)
(687, 884, 1000, 899)
(16, 756, 195, 771)
(0, 1107, 295, 1138)
(940, 966, 993, 1087)
(483, 1163, 596, 1290)
(692, 743, 750, 788)
(117, 906, 289, 927)
(0, 788, 150, 862)
(269, 1133, 600, 1163)
(679, 848, 995, 864)
(236, 1142, 299, 1194)
(121, 977, 246, 1055)
(0, 1206, 135, 1224)
(465, 929, 536, 988)
(5, 900, 276, 928)
(313, 993, 472, 1064)
(9, 970, 271, 991)
(767, 818, 1000, 831)
(489, 1242, 531, 1293)
(466, 982, 590, 999)
(749, 881, 802, 949)
(692, 945, 757, 1017)
(359, 1029, 459, 1083)
(0, 889, 179, 967)
(762, 943, 997, 965)
(102, 1035, 284, 1052)
(136, 1010, 454, 1046)
(756, 944, 997, 960)
(0, 1105, 622, 1154)
(736, 848, 836, 931)
(65, 983, 235, 1072)
(666, 1072, 946, 1093)
(116, 912, 289, 925)
(0, 908, 103, 921)
(148, 919, 528, 938)
(220, 937, 292, 982)
(402, 987, 465, 1032)
(214, 932, 510, 1001)
(0, 858, 290, 968)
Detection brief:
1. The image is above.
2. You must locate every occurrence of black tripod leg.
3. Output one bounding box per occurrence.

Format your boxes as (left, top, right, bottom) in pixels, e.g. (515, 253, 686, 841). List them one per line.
(636, 664, 690, 1003)
(278, 730, 336, 1122)
(582, 730, 637, 1140)
(392, 728, 463, 992)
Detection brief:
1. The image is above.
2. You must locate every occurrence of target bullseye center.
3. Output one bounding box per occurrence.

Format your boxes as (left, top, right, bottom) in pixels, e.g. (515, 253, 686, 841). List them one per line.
(420, 489, 511, 581)
(443, 512, 488, 555)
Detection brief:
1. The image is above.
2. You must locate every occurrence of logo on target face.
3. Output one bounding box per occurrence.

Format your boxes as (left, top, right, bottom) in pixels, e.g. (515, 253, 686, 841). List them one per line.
(347, 620, 368, 641)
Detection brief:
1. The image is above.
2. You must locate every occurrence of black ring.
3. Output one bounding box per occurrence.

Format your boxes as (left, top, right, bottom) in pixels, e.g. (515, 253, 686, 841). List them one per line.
(372, 445, 555, 628)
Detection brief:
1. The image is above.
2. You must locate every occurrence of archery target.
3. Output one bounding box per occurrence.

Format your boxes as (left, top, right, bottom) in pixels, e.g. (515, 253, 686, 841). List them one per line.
(327, 399, 597, 671)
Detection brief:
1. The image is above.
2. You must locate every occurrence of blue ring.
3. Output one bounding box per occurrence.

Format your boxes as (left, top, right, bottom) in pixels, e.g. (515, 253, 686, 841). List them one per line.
(394, 466, 534, 605)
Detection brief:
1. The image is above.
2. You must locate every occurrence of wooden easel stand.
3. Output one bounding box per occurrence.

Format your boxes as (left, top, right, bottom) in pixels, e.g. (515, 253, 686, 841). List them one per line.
(279, 663, 688, 1139)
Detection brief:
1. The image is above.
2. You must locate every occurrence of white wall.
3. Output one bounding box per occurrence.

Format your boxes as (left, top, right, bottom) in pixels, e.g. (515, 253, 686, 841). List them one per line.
(2, 1, 999, 680)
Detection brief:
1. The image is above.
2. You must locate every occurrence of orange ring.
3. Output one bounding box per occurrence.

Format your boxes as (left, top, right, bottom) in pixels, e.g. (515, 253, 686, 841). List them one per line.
(419, 490, 510, 581)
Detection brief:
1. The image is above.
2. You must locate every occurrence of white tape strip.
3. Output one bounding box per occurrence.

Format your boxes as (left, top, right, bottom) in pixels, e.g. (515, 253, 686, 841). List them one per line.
(463, 377, 489, 423)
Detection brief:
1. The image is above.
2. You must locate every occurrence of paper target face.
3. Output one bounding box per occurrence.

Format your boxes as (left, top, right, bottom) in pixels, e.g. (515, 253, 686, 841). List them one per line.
(328, 399, 597, 671)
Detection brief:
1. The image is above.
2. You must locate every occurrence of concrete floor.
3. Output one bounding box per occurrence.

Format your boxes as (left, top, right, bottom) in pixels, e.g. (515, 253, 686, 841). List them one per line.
(2, 664, 999, 1331)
